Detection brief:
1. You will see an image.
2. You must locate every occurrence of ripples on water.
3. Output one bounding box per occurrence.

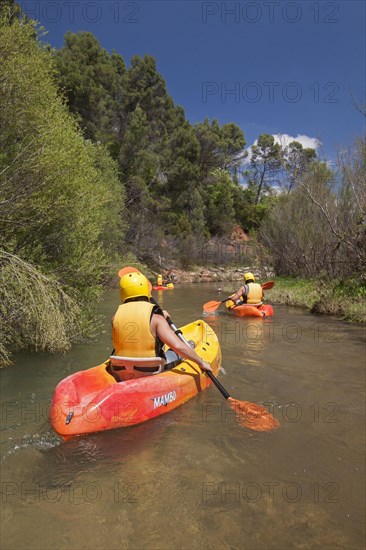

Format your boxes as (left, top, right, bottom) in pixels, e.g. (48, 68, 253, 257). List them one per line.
(1, 285, 365, 549)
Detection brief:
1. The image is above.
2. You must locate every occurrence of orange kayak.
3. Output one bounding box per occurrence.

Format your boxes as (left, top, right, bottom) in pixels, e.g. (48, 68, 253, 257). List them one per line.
(152, 285, 173, 290)
(50, 320, 221, 438)
(228, 304, 274, 318)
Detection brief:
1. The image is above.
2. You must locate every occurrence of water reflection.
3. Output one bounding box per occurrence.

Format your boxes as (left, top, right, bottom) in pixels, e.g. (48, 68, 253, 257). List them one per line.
(45, 416, 168, 469)
(204, 309, 271, 367)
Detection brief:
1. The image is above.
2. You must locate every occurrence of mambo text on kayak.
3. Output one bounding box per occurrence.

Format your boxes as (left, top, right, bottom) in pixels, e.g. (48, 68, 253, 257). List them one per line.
(153, 391, 177, 409)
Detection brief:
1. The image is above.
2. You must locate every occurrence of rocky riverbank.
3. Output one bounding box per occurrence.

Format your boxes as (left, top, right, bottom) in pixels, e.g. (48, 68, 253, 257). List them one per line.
(161, 266, 274, 284)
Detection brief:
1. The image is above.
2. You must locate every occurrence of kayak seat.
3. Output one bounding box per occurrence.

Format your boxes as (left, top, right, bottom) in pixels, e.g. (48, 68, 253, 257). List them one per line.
(110, 356, 166, 378)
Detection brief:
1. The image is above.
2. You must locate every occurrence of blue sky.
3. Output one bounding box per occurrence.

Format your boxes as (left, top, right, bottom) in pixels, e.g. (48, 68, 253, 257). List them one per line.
(21, 0, 365, 160)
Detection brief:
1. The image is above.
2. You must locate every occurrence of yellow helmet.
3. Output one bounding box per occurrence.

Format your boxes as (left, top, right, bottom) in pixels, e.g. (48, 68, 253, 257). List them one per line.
(158, 274, 162, 278)
(244, 272, 255, 283)
(120, 272, 151, 303)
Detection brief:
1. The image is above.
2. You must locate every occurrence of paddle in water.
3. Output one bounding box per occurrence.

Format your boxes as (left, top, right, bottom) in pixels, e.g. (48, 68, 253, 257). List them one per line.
(203, 281, 275, 313)
(204, 371, 279, 432)
(167, 318, 279, 432)
(226, 397, 279, 431)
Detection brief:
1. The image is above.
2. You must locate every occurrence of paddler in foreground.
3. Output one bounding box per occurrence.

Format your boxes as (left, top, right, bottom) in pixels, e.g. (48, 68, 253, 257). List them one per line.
(110, 271, 212, 382)
(228, 272, 264, 309)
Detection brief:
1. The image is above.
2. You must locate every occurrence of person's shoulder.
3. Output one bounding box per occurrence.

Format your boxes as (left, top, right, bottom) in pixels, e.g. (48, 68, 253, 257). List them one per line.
(151, 310, 164, 324)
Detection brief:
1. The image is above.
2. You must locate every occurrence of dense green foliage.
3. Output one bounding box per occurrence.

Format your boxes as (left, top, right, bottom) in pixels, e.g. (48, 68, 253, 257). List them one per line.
(54, 31, 126, 151)
(53, 35, 250, 258)
(0, 10, 125, 364)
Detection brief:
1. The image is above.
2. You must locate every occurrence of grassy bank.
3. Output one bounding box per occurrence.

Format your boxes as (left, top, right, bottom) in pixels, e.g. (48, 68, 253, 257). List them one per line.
(268, 277, 366, 323)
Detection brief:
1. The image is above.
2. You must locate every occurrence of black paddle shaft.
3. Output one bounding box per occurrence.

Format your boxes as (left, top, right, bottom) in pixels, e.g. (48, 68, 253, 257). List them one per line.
(205, 370, 230, 399)
(166, 317, 231, 400)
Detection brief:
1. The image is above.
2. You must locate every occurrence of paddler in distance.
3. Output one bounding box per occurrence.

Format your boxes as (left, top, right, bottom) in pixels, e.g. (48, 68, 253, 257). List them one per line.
(229, 272, 264, 308)
(110, 271, 212, 381)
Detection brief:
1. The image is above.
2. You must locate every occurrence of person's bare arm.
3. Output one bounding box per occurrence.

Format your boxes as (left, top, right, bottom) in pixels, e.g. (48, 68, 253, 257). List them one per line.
(152, 315, 212, 372)
(230, 286, 245, 303)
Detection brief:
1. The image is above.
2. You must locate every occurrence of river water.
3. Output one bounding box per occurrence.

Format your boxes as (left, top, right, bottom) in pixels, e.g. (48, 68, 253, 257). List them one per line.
(1, 284, 365, 550)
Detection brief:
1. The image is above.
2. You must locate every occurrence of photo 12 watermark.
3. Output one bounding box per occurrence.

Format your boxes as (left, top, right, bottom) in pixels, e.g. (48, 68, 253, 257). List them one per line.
(201, 480, 340, 503)
(202, 81, 340, 104)
(1, 397, 341, 427)
(19, 1, 140, 25)
(201, 2, 340, 24)
(200, 400, 341, 425)
(210, 320, 340, 345)
(200, 241, 255, 264)
(1, 481, 139, 504)
(2, 399, 141, 426)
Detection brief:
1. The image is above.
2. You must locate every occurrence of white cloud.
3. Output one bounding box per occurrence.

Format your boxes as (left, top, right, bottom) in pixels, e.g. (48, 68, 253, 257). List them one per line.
(244, 133, 321, 163)
(272, 133, 321, 150)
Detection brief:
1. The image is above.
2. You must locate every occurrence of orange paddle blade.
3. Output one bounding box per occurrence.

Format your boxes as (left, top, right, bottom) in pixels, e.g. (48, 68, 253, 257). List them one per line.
(262, 281, 275, 290)
(117, 266, 152, 292)
(227, 397, 279, 432)
(203, 300, 224, 313)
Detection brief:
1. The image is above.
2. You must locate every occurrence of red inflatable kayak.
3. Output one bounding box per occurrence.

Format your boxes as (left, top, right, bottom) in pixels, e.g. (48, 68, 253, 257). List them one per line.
(50, 319, 221, 438)
(153, 286, 171, 290)
(230, 304, 274, 317)
(152, 283, 174, 290)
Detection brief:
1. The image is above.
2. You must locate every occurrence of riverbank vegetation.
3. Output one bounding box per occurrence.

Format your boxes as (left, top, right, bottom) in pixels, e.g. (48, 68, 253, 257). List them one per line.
(267, 277, 366, 324)
(1, 1, 365, 365)
(0, 6, 125, 364)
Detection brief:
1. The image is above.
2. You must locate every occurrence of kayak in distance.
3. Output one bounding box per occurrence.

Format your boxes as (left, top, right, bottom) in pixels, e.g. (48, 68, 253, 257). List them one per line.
(50, 319, 221, 438)
(152, 283, 174, 290)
